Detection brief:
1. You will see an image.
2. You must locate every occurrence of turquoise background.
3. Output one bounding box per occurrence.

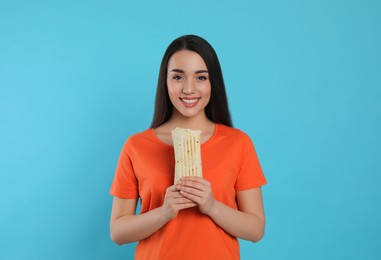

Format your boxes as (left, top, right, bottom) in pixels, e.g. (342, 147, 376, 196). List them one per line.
(1, 0, 380, 259)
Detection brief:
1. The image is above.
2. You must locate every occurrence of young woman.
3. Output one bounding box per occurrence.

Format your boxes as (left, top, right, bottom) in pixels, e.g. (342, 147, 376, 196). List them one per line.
(110, 35, 267, 259)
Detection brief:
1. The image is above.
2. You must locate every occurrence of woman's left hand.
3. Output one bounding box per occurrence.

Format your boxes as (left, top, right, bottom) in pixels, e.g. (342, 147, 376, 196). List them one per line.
(175, 176, 216, 216)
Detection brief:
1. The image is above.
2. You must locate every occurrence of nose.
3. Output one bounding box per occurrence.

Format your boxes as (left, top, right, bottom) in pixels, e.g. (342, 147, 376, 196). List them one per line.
(182, 79, 195, 94)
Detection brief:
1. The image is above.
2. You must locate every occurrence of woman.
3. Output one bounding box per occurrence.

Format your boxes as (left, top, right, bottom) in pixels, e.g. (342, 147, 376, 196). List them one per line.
(110, 35, 266, 259)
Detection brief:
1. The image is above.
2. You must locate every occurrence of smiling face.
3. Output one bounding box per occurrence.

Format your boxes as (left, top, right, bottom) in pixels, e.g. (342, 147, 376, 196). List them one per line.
(167, 50, 211, 121)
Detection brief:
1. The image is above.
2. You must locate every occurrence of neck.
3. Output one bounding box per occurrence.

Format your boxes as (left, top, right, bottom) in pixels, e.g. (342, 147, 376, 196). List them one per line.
(167, 111, 214, 131)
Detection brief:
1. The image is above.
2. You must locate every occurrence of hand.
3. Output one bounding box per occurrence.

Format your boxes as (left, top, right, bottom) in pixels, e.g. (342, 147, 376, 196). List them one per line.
(160, 185, 197, 222)
(176, 177, 216, 216)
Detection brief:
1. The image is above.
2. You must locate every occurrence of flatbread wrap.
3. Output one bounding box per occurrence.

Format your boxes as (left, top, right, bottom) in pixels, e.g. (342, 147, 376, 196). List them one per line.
(171, 127, 202, 183)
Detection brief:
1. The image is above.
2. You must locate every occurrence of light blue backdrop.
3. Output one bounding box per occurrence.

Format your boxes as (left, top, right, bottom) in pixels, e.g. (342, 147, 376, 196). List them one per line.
(1, 0, 380, 259)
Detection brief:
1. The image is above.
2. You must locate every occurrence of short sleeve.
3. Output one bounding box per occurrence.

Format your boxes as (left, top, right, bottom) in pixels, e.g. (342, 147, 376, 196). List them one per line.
(235, 131, 267, 191)
(110, 139, 139, 199)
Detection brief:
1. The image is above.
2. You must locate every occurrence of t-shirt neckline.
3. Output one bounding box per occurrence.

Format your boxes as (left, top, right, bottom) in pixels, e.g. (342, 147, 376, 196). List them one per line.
(149, 124, 220, 149)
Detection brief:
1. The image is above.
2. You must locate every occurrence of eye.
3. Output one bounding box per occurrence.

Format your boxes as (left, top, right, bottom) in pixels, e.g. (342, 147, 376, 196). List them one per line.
(172, 75, 183, 80)
(197, 76, 208, 81)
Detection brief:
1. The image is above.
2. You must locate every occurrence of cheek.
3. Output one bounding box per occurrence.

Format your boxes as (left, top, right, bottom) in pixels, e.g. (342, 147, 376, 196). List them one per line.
(167, 83, 180, 104)
(207, 87, 212, 104)
(203, 85, 212, 99)
(166, 81, 174, 95)
(167, 86, 177, 99)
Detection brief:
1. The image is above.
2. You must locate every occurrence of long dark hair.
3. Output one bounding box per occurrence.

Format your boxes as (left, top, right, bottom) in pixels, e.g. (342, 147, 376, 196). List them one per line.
(150, 35, 233, 128)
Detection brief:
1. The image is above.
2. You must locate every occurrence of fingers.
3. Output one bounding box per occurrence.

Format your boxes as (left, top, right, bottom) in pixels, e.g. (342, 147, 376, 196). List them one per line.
(161, 185, 197, 221)
(166, 185, 179, 192)
(176, 186, 203, 203)
(180, 177, 210, 189)
(179, 176, 210, 185)
(176, 177, 210, 194)
(166, 185, 191, 200)
(177, 202, 197, 210)
(172, 196, 196, 205)
(164, 185, 196, 208)
(175, 177, 216, 215)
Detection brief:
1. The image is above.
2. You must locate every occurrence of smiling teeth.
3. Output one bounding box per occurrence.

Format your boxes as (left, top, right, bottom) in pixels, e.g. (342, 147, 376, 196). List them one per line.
(182, 98, 199, 104)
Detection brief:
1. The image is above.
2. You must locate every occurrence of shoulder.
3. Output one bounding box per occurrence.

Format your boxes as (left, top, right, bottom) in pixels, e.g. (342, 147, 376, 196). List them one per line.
(123, 128, 155, 151)
(128, 128, 152, 142)
(216, 124, 252, 142)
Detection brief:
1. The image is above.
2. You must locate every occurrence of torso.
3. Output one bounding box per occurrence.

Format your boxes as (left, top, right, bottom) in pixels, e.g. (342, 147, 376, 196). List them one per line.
(111, 123, 266, 259)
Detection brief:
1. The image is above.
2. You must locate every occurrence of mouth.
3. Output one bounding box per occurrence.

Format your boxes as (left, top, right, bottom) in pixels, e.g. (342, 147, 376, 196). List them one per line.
(179, 97, 201, 107)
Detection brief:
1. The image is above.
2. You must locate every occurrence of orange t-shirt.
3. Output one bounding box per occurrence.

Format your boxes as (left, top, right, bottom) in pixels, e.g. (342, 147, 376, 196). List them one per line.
(110, 124, 266, 259)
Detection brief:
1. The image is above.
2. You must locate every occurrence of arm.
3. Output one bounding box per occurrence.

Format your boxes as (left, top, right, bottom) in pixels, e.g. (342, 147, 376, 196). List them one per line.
(110, 185, 196, 245)
(110, 197, 165, 245)
(209, 188, 265, 242)
(176, 177, 265, 242)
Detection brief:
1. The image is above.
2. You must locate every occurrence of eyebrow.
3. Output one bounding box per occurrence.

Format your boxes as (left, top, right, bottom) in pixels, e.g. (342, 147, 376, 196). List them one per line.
(170, 69, 208, 74)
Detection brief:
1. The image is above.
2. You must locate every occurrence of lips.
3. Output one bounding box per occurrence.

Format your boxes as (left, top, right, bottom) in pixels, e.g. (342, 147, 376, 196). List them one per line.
(180, 97, 200, 107)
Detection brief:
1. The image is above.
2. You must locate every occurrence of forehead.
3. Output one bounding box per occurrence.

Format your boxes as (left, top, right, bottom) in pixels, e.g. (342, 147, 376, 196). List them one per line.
(167, 50, 207, 71)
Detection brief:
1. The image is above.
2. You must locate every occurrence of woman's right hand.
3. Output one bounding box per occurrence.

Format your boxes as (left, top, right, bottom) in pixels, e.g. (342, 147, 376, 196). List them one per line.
(160, 185, 197, 222)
